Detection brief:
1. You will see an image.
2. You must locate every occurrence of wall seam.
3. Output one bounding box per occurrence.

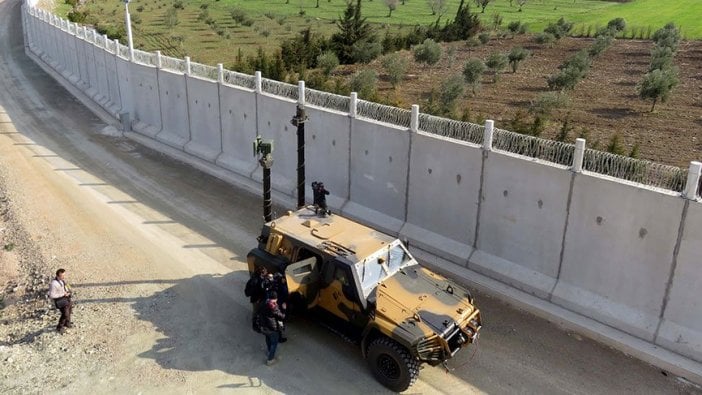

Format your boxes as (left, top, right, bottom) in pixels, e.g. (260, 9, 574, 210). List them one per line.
(472, 150, 488, 251)
(403, 128, 413, 225)
(654, 199, 690, 340)
(550, 171, 577, 300)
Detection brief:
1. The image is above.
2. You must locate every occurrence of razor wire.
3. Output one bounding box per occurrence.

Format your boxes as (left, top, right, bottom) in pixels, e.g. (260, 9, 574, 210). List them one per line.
(357, 100, 412, 128)
(222, 69, 256, 90)
(68, 23, 76, 35)
(105, 39, 116, 54)
(493, 128, 575, 167)
(84, 29, 95, 43)
(305, 88, 350, 113)
(161, 55, 186, 73)
(117, 43, 129, 59)
(133, 49, 156, 66)
(583, 149, 687, 192)
(190, 62, 218, 81)
(418, 114, 483, 145)
(76, 26, 85, 39)
(261, 78, 299, 100)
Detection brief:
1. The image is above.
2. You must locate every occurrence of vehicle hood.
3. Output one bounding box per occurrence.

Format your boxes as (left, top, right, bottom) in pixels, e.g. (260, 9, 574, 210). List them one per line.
(374, 265, 477, 337)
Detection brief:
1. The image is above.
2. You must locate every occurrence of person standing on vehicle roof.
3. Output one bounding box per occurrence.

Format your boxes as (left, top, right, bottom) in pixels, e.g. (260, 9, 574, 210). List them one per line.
(261, 291, 286, 366)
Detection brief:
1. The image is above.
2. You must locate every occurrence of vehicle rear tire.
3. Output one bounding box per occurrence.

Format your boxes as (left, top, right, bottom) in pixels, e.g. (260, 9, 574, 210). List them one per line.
(366, 337, 420, 392)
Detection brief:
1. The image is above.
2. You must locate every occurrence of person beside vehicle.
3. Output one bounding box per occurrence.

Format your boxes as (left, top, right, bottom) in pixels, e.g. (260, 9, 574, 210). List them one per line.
(245, 266, 268, 316)
(261, 291, 285, 366)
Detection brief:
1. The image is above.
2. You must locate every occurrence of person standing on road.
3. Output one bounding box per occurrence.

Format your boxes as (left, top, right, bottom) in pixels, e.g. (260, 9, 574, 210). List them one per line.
(48, 268, 73, 334)
(245, 266, 268, 316)
(261, 291, 285, 366)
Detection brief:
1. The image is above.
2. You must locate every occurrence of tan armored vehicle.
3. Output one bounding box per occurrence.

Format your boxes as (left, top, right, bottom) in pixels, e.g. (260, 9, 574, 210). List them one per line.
(247, 207, 482, 392)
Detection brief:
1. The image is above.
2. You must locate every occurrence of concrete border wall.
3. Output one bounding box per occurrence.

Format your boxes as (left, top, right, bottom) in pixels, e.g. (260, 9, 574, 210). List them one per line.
(217, 84, 257, 178)
(155, 70, 189, 149)
(184, 76, 221, 162)
(21, 3, 702, 382)
(401, 131, 482, 264)
(656, 201, 702, 361)
(554, 173, 684, 340)
(473, 151, 572, 299)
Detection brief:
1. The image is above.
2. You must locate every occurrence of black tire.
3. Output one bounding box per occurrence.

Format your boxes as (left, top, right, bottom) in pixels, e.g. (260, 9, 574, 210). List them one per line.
(366, 337, 420, 392)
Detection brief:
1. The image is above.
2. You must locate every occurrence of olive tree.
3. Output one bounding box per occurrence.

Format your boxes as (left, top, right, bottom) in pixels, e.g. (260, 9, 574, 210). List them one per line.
(463, 58, 486, 94)
(638, 67, 679, 112)
(413, 38, 442, 68)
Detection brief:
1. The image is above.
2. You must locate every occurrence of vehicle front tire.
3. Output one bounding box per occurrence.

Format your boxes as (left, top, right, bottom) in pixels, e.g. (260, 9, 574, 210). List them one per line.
(366, 337, 420, 392)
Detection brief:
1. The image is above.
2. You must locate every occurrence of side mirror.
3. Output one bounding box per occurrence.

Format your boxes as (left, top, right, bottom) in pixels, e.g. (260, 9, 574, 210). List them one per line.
(377, 257, 385, 264)
(402, 238, 410, 249)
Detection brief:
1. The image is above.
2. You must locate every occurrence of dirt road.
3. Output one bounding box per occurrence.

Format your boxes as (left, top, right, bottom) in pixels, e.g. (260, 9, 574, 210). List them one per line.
(0, 0, 700, 393)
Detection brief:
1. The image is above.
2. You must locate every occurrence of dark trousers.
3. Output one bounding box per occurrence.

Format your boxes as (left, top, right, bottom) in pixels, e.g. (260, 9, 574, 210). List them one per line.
(264, 330, 280, 361)
(55, 298, 72, 329)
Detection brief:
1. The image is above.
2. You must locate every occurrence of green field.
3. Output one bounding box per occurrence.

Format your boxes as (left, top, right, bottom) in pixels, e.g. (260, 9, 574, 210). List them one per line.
(55, 0, 701, 65)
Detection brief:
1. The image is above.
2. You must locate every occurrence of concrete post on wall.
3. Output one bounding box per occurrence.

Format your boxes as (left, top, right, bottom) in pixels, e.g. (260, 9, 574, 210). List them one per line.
(572, 138, 586, 173)
(184, 56, 191, 76)
(349, 92, 357, 119)
(254, 71, 262, 138)
(483, 120, 494, 151)
(684, 161, 702, 200)
(217, 63, 224, 84)
(155, 51, 162, 69)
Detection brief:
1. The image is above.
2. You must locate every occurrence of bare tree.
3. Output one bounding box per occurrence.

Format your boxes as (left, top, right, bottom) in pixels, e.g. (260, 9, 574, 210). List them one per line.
(427, 0, 447, 16)
(385, 0, 400, 17)
(474, 0, 493, 13)
(517, 0, 527, 12)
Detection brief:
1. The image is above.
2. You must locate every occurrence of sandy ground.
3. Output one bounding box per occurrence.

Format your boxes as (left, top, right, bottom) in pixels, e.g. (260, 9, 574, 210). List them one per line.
(1, 0, 702, 393)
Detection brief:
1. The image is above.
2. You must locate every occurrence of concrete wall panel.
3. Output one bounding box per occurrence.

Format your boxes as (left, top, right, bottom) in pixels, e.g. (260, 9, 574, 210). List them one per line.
(345, 118, 409, 234)
(473, 151, 571, 298)
(115, 57, 132, 117)
(129, 63, 161, 137)
(253, 94, 298, 195)
(155, 71, 189, 149)
(217, 85, 258, 177)
(554, 174, 684, 341)
(401, 132, 482, 264)
(656, 201, 702, 362)
(84, 40, 98, 97)
(304, 106, 351, 210)
(184, 76, 221, 162)
(93, 47, 110, 106)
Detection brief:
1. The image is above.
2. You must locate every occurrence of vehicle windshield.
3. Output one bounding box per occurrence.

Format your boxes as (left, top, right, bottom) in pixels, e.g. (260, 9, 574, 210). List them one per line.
(357, 241, 415, 299)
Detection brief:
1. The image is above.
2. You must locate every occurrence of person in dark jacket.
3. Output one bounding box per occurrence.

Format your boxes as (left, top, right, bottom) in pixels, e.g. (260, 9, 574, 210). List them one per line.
(261, 291, 286, 366)
(245, 266, 268, 316)
(312, 181, 330, 215)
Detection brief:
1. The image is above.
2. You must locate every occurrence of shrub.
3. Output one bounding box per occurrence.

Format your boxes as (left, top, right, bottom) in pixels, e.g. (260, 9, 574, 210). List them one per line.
(413, 38, 442, 68)
(438, 74, 465, 114)
(165, 8, 179, 27)
(507, 20, 527, 35)
(649, 46, 674, 71)
(606, 134, 626, 155)
(230, 8, 247, 24)
(588, 34, 613, 57)
(508, 46, 529, 73)
(607, 17, 626, 33)
(463, 58, 486, 94)
(478, 32, 490, 45)
(535, 32, 556, 46)
(136, 5, 144, 12)
(173, 0, 184, 10)
(67, 10, 88, 23)
(350, 69, 378, 99)
(544, 17, 573, 40)
(652, 22, 681, 52)
(352, 40, 382, 64)
(530, 92, 570, 119)
(485, 52, 508, 82)
(317, 51, 340, 76)
(381, 53, 409, 88)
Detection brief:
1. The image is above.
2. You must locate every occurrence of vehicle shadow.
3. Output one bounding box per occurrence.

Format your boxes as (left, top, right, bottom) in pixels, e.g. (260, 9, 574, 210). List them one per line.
(122, 271, 394, 394)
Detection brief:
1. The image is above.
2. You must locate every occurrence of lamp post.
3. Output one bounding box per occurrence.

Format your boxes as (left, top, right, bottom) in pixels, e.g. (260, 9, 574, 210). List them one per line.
(123, 0, 134, 61)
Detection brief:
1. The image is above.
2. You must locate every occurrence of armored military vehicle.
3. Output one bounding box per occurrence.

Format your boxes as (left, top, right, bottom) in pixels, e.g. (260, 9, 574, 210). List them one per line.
(247, 206, 481, 392)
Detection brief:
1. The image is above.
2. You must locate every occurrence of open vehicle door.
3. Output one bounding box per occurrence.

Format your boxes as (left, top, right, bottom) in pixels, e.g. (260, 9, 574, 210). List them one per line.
(285, 256, 320, 308)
